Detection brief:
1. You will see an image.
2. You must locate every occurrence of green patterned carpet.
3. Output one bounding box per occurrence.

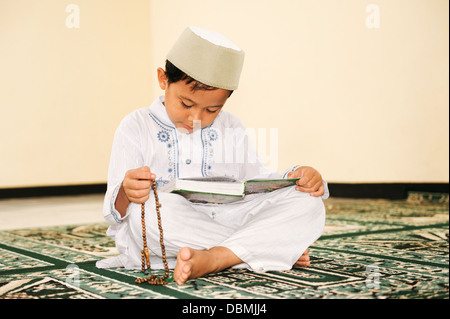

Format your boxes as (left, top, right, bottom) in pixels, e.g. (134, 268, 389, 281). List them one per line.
(0, 192, 448, 300)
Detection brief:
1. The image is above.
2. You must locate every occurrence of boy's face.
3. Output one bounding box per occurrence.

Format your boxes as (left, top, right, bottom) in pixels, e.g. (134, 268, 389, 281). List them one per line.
(157, 68, 230, 134)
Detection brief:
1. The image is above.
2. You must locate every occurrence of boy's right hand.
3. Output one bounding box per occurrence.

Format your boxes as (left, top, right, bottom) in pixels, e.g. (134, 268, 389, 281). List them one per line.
(121, 166, 156, 204)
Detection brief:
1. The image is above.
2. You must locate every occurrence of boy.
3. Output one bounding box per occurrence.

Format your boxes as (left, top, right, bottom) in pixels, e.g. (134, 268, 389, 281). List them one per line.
(97, 26, 328, 285)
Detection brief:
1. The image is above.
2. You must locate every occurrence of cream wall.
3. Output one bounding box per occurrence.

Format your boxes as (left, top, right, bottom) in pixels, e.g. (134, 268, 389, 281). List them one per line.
(149, 0, 449, 183)
(0, 0, 152, 188)
(0, 0, 448, 188)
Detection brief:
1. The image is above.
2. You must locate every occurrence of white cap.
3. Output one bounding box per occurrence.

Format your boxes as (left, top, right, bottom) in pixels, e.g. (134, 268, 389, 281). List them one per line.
(166, 26, 245, 90)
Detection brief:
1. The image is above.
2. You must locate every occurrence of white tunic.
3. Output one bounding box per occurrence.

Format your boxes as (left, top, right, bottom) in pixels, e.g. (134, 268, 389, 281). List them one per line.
(97, 96, 328, 271)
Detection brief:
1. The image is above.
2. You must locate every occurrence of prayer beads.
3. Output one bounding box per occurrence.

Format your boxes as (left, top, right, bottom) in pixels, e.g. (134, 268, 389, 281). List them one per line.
(135, 180, 170, 286)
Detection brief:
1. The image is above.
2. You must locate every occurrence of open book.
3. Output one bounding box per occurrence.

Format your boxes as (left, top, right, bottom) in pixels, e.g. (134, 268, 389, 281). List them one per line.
(158, 176, 300, 204)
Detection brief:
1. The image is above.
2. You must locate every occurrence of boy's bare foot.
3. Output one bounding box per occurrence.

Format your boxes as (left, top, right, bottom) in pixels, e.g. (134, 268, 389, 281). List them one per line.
(294, 248, 311, 268)
(173, 246, 242, 285)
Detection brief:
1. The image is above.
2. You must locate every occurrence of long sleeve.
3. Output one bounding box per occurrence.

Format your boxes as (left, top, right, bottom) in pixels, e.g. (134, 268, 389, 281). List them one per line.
(103, 114, 144, 226)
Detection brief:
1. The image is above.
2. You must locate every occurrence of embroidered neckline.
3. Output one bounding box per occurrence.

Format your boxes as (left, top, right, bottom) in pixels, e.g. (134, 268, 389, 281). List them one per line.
(147, 95, 222, 180)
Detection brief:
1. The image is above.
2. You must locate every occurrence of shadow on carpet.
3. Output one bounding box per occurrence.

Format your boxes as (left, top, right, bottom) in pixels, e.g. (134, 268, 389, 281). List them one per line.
(0, 192, 448, 299)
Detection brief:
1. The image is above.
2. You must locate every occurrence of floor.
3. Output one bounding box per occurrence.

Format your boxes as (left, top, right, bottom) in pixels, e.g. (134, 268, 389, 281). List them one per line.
(0, 194, 105, 231)
(0, 193, 448, 299)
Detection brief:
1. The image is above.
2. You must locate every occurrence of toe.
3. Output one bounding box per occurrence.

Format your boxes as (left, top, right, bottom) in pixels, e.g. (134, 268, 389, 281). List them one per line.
(182, 263, 192, 277)
(300, 255, 310, 262)
(180, 247, 192, 261)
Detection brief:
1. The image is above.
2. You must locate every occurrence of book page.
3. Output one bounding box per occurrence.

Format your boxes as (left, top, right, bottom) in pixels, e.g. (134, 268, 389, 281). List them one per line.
(178, 176, 239, 183)
(173, 190, 244, 204)
(244, 178, 299, 194)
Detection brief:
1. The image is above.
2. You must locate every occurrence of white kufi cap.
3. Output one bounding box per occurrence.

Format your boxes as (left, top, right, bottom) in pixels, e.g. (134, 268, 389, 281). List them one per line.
(166, 26, 245, 90)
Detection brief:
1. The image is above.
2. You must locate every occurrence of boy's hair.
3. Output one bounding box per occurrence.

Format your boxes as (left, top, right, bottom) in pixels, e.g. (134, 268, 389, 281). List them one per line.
(165, 60, 233, 96)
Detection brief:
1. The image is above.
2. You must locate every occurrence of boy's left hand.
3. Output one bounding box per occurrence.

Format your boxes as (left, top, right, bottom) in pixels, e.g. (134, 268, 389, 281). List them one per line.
(287, 166, 324, 197)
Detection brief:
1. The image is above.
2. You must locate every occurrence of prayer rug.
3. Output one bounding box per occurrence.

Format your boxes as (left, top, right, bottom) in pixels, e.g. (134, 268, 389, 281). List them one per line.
(0, 192, 448, 300)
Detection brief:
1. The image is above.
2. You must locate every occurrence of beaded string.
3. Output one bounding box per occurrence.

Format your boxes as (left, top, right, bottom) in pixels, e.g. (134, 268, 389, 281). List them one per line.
(135, 180, 171, 285)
